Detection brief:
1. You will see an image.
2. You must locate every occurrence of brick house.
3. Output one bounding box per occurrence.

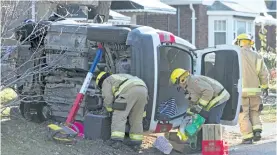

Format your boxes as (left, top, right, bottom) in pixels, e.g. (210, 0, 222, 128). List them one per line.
(112, 0, 276, 51)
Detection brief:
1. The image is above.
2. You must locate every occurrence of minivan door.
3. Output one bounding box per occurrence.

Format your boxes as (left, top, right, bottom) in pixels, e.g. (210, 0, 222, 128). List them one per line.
(152, 44, 195, 132)
(194, 45, 242, 125)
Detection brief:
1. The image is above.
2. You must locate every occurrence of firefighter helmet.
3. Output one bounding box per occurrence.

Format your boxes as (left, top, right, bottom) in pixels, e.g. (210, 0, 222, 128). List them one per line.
(96, 71, 111, 89)
(233, 33, 254, 46)
(170, 68, 190, 85)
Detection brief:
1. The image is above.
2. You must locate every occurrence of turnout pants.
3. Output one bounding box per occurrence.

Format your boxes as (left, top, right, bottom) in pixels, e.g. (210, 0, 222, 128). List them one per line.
(111, 86, 148, 143)
(239, 97, 262, 140)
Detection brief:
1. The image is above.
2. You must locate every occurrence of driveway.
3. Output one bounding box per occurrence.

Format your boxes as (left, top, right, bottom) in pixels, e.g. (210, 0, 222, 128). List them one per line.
(229, 141, 276, 155)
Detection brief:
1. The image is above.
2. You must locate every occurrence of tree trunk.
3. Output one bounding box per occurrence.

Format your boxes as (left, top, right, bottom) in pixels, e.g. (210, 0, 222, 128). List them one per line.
(94, 1, 111, 22)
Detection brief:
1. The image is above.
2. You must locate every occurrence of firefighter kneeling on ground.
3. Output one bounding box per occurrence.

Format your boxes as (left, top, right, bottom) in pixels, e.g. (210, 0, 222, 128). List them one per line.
(170, 68, 230, 152)
(233, 33, 269, 144)
(96, 72, 148, 150)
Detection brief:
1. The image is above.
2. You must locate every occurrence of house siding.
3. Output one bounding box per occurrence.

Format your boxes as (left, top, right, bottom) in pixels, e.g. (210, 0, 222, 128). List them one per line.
(136, 4, 209, 49)
(255, 25, 276, 52)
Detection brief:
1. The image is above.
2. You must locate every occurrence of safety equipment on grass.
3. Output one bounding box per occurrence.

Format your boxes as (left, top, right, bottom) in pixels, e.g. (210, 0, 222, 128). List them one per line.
(96, 71, 111, 89)
(0, 87, 18, 105)
(170, 68, 190, 85)
(177, 123, 189, 141)
(233, 33, 254, 47)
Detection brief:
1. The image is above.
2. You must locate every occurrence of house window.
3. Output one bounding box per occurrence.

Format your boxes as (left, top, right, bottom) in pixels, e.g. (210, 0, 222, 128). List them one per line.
(233, 20, 254, 39)
(214, 20, 227, 45)
(237, 21, 246, 35)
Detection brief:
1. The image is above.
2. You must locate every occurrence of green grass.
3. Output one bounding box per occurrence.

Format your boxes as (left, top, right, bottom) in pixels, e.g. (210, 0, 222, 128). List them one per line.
(261, 105, 276, 122)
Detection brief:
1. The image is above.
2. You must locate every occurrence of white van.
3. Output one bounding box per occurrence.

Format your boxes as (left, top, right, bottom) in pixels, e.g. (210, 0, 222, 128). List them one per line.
(15, 21, 242, 133)
(114, 26, 242, 133)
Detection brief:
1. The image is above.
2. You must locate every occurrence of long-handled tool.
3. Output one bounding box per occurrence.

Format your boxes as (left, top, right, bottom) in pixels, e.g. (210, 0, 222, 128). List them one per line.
(47, 44, 103, 144)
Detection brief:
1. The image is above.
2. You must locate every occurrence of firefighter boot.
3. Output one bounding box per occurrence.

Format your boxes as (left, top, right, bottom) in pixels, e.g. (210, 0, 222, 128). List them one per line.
(242, 138, 253, 144)
(253, 131, 262, 142)
(187, 129, 202, 154)
(106, 139, 125, 149)
(123, 139, 142, 152)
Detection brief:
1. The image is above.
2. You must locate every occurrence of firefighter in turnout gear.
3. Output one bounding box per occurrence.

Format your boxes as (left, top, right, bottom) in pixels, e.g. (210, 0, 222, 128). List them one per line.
(233, 33, 269, 144)
(170, 68, 230, 151)
(96, 72, 148, 148)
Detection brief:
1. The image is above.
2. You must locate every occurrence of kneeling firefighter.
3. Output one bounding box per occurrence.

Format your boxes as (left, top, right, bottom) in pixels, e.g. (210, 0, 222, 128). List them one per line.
(233, 33, 269, 144)
(170, 68, 230, 152)
(96, 72, 148, 148)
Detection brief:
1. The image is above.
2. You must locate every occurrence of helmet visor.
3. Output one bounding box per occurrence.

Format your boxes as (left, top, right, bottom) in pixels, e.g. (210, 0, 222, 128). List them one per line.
(239, 39, 253, 46)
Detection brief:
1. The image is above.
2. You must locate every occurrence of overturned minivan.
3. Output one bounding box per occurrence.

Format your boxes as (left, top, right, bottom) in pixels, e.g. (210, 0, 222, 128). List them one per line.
(123, 26, 242, 133)
(12, 20, 242, 133)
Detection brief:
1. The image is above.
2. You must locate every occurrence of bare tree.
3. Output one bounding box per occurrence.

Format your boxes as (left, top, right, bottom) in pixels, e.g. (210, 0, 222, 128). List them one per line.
(94, 1, 112, 22)
(0, 0, 112, 121)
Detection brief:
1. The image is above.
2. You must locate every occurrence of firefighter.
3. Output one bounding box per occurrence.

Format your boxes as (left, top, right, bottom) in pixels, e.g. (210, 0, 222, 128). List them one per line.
(170, 68, 230, 152)
(96, 72, 148, 149)
(170, 68, 230, 123)
(233, 33, 269, 144)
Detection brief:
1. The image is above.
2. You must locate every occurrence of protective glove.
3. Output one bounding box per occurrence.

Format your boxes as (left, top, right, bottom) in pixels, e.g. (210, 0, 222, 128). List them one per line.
(190, 106, 209, 119)
(258, 104, 263, 111)
(103, 107, 113, 117)
(186, 108, 195, 116)
(240, 105, 243, 113)
(262, 88, 269, 97)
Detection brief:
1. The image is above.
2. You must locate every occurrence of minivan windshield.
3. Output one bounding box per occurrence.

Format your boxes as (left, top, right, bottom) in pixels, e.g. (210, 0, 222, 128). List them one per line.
(155, 45, 193, 121)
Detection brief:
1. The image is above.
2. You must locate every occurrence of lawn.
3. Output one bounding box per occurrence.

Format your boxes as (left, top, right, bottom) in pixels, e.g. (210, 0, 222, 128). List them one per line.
(261, 105, 276, 123)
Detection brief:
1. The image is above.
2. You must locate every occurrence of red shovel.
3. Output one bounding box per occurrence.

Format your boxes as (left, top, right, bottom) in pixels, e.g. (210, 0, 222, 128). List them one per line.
(47, 44, 103, 144)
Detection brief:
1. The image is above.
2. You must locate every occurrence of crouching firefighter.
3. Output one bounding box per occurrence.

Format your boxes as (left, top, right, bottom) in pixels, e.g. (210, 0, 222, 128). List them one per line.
(170, 68, 230, 152)
(233, 33, 269, 144)
(96, 72, 148, 149)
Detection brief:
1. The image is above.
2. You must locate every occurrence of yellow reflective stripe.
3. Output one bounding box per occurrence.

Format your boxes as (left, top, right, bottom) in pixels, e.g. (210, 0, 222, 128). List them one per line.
(177, 130, 189, 141)
(129, 134, 144, 141)
(242, 88, 262, 93)
(198, 98, 209, 107)
(260, 84, 268, 89)
(143, 111, 146, 118)
(111, 75, 128, 81)
(48, 124, 62, 131)
(112, 86, 116, 94)
(114, 79, 146, 97)
(206, 90, 228, 110)
(53, 137, 74, 142)
(242, 132, 254, 140)
(106, 107, 113, 112)
(253, 125, 262, 131)
(256, 59, 262, 74)
(111, 131, 125, 138)
(247, 92, 257, 96)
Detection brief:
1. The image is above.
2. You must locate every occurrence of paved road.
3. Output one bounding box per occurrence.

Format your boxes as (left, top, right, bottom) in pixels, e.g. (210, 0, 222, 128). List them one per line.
(223, 122, 277, 138)
(229, 141, 276, 155)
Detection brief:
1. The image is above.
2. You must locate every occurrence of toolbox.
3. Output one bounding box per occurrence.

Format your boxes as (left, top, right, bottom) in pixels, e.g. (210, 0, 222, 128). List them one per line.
(84, 113, 111, 140)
